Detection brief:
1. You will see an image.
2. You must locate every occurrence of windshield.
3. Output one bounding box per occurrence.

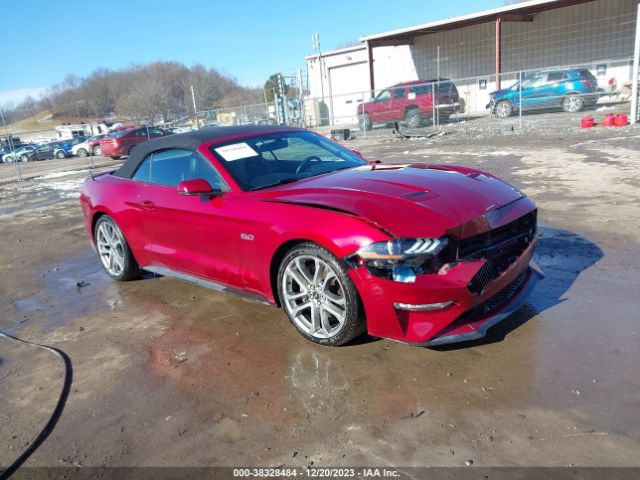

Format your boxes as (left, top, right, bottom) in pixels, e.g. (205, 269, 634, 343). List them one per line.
(109, 129, 129, 139)
(210, 130, 367, 191)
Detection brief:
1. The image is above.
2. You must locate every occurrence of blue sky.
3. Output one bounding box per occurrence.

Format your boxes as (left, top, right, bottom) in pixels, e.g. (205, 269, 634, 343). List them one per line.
(0, 0, 504, 105)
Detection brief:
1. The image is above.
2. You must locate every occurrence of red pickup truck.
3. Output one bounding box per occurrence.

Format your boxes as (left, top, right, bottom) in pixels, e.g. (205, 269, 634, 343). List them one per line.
(356, 79, 462, 130)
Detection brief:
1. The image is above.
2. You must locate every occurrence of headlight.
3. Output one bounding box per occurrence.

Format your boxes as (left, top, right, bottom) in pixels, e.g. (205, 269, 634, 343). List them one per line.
(351, 237, 447, 283)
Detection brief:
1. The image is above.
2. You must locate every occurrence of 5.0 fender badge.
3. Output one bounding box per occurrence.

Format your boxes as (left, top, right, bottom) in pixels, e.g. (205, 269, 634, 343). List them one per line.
(240, 233, 254, 241)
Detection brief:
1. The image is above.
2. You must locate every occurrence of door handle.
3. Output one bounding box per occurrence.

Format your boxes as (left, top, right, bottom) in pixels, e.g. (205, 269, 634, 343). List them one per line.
(141, 200, 155, 210)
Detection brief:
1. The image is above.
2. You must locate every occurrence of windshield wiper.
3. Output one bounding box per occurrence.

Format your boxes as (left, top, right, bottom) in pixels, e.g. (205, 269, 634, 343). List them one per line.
(252, 177, 301, 191)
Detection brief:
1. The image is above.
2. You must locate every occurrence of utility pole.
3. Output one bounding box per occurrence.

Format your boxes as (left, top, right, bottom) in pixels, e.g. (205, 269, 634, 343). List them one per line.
(297, 68, 306, 127)
(191, 85, 199, 128)
(312, 33, 326, 125)
(0, 106, 22, 182)
(278, 73, 288, 124)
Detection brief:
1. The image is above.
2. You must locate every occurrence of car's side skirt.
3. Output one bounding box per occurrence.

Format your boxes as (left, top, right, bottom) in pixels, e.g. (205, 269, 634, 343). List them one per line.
(143, 265, 273, 306)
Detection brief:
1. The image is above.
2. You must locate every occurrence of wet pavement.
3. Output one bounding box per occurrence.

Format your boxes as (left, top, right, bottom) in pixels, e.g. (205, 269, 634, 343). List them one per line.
(1, 129, 639, 469)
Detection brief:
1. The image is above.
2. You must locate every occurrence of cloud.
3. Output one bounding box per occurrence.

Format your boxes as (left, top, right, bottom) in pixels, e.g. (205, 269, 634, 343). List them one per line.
(0, 87, 49, 107)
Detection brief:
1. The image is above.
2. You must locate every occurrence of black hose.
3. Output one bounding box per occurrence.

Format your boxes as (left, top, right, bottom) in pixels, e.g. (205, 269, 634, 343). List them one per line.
(0, 332, 73, 480)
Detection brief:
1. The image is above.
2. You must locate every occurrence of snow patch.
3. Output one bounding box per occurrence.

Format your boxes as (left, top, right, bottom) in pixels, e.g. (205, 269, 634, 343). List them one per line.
(36, 169, 90, 180)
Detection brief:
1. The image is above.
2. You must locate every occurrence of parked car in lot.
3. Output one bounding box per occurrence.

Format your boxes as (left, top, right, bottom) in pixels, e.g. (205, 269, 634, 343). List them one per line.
(52, 137, 86, 158)
(72, 134, 107, 157)
(357, 79, 462, 130)
(167, 126, 195, 134)
(81, 125, 541, 347)
(19, 143, 57, 161)
(100, 127, 169, 159)
(487, 68, 600, 118)
(2, 145, 36, 162)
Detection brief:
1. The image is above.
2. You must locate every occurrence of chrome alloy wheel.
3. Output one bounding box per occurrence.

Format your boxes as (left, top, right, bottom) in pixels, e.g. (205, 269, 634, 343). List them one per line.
(495, 101, 512, 118)
(564, 95, 582, 112)
(282, 255, 347, 339)
(96, 220, 126, 277)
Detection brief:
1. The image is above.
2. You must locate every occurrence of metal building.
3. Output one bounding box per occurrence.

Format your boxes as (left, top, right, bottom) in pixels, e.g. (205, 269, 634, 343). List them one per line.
(306, 0, 638, 125)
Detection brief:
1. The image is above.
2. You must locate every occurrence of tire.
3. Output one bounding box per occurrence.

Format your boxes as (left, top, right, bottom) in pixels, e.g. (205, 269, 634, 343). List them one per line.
(55, 150, 65, 159)
(93, 215, 141, 281)
(562, 94, 583, 113)
(127, 146, 135, 156)
(277, 242, 366, 346)
(77, 148, 88, 157)
(404, 108, 421, 128)
(495, 100, 513, 118)
(110, 156, 121, 160)
(20, 155, 29, 162)
(358, 113, 372, 131)
(93, 145, 101, 156)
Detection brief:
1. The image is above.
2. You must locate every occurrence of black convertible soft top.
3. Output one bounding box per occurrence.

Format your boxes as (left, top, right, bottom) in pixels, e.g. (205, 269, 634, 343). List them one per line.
(114, 124, 298, 179)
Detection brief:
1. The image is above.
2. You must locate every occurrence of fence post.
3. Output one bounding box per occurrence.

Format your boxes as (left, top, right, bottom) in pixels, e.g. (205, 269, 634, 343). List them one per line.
(519, 71, 523, 130)
(431, 83, 436, 130)
(631, 3, 640, 124)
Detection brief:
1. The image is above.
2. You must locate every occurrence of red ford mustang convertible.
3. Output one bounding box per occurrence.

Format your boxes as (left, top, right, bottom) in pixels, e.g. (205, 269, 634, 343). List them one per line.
(80, 125, 542, 346)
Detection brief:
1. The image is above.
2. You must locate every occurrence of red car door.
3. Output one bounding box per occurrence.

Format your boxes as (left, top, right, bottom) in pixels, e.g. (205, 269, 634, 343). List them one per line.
(370, 89, 393, 123)
(131, 148, 244, 287)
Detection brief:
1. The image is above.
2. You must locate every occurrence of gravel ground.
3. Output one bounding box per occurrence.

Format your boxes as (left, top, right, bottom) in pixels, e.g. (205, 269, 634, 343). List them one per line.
(0, 121, 639, 473)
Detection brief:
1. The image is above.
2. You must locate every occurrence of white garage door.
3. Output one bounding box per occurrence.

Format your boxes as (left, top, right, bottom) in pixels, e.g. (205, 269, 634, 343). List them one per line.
(328, 62, 369, 125)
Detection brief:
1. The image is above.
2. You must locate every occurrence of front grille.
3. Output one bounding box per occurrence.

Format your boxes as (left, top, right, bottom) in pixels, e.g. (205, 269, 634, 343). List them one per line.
(445, 210, 536, 295)
(458, 268, 528, 324)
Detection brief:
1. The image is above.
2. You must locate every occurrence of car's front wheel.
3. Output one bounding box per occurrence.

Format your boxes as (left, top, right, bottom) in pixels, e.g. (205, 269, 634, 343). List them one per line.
(358, 113, 372, 131)
(55, 150, 65, 159)
(20, 154, 29, 162)
(495, 100, 513, 118)
(94, 215, 140, 281)
(277, 243, 365, 346)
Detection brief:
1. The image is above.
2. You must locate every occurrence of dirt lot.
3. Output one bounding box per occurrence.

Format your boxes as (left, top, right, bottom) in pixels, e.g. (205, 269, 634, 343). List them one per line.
(1, 123, 639, 473)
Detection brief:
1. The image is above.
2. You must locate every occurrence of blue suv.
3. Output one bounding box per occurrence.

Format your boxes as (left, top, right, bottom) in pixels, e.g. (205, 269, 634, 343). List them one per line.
(487, 69, 600, 118)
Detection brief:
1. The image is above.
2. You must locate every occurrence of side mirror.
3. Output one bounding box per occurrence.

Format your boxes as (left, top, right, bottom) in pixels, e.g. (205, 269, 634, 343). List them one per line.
(178, 178, 222, 196)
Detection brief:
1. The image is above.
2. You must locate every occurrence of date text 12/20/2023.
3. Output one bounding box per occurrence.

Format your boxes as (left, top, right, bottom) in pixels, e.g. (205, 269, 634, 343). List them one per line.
(232, 467, 401, 478)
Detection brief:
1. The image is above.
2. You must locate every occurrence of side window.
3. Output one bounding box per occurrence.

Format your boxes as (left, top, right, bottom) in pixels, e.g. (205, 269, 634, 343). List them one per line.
(546, 72, 564, 83)
(393, 87, 406, 99)
(132, 156, 152, 183)
(375, 89, 391, 102)
(133, 149, 224, 189)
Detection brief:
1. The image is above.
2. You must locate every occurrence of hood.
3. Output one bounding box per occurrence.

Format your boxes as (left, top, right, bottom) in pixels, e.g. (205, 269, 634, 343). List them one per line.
(253, 164, 529, 238)
(489, 87, 512, 98)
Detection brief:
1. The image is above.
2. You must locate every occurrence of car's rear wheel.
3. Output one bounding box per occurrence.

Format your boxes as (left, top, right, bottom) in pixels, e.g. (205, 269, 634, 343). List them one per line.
(495, 100, 513, 118)
(93, 145, 101, 156)
(128, 146, 135, 156)
(358, 113, 372, 131)
(55, 150, 65, 159)
(20, 154, 29, 162)
(94, 215, 141, 281)
(404, 108, 421, 128)
(277, 243, 365, 346)
(562, 94, 583, 113)
(77, 148, 88, 157)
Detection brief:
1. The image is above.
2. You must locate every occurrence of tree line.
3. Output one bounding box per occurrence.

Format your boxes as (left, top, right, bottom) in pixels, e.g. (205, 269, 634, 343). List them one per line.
(2, 61, 264, 126)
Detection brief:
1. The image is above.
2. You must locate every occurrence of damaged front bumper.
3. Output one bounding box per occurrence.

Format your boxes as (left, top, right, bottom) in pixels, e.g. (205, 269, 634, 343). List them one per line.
(348, 239, 543, 347)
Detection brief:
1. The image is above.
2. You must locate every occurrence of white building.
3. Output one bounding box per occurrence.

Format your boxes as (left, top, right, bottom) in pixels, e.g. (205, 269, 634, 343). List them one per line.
(55, 123, 110, 140)
(306, 0, 638, 125)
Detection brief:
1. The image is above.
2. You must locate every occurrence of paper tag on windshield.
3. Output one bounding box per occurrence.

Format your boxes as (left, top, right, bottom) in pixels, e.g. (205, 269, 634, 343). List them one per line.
(214, 143, 258, 161)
